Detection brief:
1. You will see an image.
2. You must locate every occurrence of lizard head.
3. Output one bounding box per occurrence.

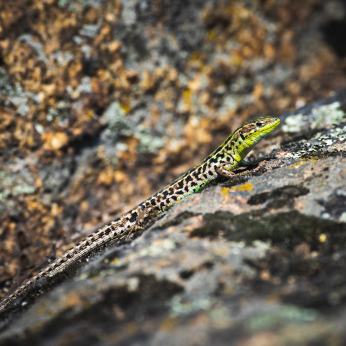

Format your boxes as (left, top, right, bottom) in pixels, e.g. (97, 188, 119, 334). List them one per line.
(229, 116, 280, 161)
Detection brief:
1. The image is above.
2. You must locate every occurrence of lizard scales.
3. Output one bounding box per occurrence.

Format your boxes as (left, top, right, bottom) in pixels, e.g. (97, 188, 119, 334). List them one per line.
(0, 116, 280, 312)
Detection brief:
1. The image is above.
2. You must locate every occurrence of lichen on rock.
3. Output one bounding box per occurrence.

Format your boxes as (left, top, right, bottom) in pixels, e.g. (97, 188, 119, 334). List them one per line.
(1, 1, 346, 345)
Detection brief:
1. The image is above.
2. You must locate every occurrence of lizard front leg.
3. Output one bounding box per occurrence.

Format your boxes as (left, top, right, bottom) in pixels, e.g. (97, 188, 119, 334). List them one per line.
(216, 158, 267, 179)
(215, 165, 236, 178)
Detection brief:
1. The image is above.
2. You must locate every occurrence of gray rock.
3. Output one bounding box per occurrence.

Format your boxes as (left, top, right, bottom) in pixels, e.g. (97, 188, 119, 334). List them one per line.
(1, 90, 346, 346)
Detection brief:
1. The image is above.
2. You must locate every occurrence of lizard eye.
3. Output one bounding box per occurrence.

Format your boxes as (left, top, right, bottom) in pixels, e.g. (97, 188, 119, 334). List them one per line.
(256, 122, 262, 126)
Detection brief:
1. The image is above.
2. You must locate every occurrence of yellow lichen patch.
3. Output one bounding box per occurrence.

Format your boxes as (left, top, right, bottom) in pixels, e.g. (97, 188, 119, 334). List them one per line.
(300, 158, 316, 163)
(319, 234, 327, 243)
(230, 182, 253, 192)
(288, 161, 306, 169)
(213, 248, 229, 256)
(182, 89, 192, 110)
(189, 52, 205, 69)
(221, 187, 230, 194)
(207, 29, 217, 42)
(85, 110, 94, 120)
(289, 156, 322, 169)
(111, 257, 119, 264)
(120, 101, 131, 114)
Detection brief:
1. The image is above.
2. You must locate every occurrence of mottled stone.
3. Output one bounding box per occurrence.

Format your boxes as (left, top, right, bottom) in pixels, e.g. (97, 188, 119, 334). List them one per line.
(1, 89, 346, 346)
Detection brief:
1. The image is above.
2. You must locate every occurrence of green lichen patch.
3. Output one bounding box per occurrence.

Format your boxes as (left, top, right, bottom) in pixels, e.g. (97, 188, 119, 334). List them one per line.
(137, 126, 165, 155)
(57, 0, 105, 11)
(282, 102, 346, 133)
(0, 171, 36, 200)
(246, 305, 318, 331)
(170, 294, 215, 316)
(102, 102, 133, 137)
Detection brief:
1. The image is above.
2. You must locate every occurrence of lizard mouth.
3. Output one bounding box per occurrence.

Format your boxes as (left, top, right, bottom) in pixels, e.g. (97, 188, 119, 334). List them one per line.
(251, 118, 280, 142)
(264, 118, 280, 132)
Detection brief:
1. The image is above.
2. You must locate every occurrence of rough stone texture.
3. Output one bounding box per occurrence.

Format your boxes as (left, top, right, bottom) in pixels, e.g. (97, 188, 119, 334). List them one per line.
(1, 0, 346, 345)
(1, 89, 346, 345)
(2, 0, 346, 292)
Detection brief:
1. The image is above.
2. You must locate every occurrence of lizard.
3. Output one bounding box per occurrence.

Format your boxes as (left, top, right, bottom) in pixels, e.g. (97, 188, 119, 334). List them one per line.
(0, 116, 280, 313)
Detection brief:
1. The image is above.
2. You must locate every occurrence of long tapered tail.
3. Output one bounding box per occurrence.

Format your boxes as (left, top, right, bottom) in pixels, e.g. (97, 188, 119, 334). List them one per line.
(0, 214, 132, 313)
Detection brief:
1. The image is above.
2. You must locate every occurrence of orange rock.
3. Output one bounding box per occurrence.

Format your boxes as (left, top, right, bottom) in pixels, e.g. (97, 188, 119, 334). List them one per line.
(42, 132, 69, 150)
(108, 40, 121, 53)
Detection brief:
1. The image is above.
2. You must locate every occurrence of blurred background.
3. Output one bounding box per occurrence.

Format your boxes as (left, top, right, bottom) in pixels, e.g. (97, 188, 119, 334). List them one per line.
(0, 0, 346, 293)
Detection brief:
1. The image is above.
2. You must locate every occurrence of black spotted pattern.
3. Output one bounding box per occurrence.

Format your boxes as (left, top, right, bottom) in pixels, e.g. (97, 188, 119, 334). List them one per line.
(129, 212, 138, 222)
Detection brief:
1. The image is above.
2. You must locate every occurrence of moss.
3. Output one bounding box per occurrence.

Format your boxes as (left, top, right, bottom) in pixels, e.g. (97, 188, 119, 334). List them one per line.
(191, 210, 346, 252)
(247, 185, 310, 208)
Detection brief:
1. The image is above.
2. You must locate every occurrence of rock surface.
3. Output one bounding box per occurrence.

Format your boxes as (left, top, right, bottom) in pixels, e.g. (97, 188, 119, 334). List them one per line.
(2, 0, 346, 290)
(1, 0, 346, 345)
(1, 90, 346, 345)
